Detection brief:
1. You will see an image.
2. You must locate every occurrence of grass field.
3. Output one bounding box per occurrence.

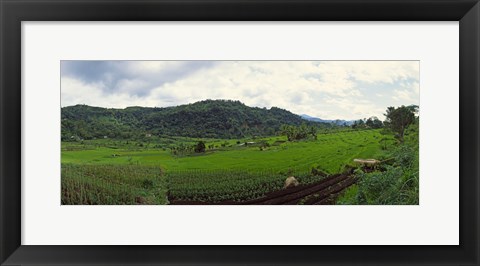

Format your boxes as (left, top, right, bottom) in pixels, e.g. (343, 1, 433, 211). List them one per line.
(61, 129, 395, 204)
(62, 164, 168, 205)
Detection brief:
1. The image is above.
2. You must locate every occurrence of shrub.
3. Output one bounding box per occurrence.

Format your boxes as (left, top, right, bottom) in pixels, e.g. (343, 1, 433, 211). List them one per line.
(142, 179, 155, 189)
(194, 141, 206, 153)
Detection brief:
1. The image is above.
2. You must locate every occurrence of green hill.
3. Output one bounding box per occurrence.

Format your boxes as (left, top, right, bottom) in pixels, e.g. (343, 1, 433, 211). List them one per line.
(61, 99, 330, 140)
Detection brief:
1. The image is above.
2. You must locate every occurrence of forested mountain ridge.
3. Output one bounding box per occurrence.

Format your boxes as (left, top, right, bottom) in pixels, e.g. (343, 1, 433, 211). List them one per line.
(61, 99, 330, 140)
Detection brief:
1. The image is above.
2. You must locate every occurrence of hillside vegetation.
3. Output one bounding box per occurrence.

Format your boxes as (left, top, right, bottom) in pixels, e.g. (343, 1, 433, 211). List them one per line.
(61, 102, 419, 205)
(62, 99, 331, 140)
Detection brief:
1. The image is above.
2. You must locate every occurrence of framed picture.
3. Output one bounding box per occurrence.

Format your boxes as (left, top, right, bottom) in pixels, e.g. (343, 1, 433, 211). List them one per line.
(60, 59, 421, 206)
(1, 0, 478, 265)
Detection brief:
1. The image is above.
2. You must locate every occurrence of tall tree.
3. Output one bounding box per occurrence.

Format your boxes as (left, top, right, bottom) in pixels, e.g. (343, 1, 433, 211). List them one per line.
(366, 116, 383, 129)
(194, 141, 206, 153)
(384, 105, 418, 143)
(309, 126, 317, 140)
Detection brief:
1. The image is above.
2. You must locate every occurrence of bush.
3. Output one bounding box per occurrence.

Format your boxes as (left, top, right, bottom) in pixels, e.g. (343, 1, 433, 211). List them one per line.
(392, 145, 416, 168)
(336, 185, 359, 205)
(355, 166, 404, 204)
(142, 179, 155, 189)
(194, 141, 206, 153)
(336, 142, 419, 205)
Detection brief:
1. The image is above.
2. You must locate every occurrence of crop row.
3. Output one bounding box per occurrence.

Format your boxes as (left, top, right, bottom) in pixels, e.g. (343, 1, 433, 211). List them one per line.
(166, 169, 327, 203)
(61, 164, 167, 205)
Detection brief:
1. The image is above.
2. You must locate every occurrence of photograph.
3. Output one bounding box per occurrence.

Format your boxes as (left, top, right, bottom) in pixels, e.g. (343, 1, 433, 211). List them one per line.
(61, 60, 419, 205)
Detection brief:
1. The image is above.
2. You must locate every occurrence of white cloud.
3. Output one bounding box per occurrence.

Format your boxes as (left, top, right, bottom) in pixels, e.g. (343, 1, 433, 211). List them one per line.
(393, 89, 417, 103)
(61, 61, 419, 120)
(392, 79, 420, 104)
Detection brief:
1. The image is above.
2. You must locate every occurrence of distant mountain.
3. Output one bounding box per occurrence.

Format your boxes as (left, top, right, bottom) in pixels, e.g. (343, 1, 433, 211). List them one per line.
(300, 114, 325, 123)
(61, 99, 333, 140)
(300, 114, 354, 126)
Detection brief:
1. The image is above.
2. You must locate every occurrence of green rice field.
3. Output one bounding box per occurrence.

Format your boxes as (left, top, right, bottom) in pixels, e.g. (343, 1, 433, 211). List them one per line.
(61, 129, 395, 204)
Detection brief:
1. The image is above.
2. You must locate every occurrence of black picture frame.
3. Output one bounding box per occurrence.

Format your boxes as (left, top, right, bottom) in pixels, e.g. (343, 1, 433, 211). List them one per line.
(1, 0, 479, 265)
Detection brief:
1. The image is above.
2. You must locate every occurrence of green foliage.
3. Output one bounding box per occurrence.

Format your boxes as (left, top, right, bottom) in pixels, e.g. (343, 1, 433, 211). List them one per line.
(61, 102, 419, 205)
(62, 129, 387, 175)
(383, 105, 418, 143)
(142, 179, 155, 189)
(338, 155, 418, 205)
(352, 116, 383, 129)
(62, 129, 392, 204)
(61, 100, 332, 140)
(335, 184, 359, 205)
(365, 116, 384, 128)
(167, 169, 326, 203)
(194, 141, 206, 153)
(355, 166, 405, 204)
(280, 123, 317, 141)
(392, 145, 416, 168)
(61, 164, 168, 205)
(310, 164, 328, 176)
(337, 121, 419, 205)
(351, 118, 365, 129)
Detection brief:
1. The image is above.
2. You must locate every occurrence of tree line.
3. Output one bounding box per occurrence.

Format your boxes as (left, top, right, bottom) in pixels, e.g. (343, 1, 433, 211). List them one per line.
(280, 105, 418, 143)
(61, 99, 334, 140)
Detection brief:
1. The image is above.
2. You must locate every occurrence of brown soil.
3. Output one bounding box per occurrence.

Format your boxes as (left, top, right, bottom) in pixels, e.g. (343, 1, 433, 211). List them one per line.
(169, 170, 358, 205)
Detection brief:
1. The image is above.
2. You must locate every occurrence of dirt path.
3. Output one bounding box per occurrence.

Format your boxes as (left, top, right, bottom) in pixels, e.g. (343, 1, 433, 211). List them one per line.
(169, 171, 357, 205)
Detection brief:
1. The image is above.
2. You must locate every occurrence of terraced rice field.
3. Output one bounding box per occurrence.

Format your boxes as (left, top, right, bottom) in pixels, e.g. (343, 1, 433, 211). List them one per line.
(61, 129, 394, 204)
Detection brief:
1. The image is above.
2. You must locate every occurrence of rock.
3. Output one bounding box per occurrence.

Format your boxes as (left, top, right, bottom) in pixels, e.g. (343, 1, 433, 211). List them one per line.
(353, 158, 380, 165)
(284, 176, 299, 189)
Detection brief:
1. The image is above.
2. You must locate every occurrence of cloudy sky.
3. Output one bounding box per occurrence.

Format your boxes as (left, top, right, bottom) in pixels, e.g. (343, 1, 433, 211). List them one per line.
(61, 61, 419, 120)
